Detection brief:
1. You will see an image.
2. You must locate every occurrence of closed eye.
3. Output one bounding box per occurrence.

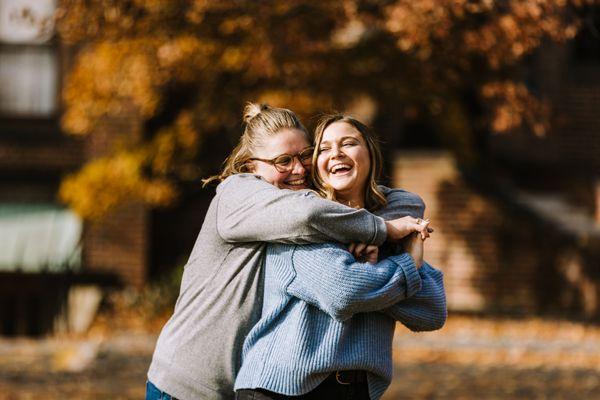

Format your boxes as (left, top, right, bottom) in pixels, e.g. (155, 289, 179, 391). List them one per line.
(274, 155, 293, 166)
(299, 148, 314, 160)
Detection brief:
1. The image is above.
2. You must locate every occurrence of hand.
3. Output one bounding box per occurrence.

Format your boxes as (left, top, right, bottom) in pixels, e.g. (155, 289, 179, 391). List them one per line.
(403, 232, 424, 269)
(348, 243, 379, 264)
(385, 216, 433, 242)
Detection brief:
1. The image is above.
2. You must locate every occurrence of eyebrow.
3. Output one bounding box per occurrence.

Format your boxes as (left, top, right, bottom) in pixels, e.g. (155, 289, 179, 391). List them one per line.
(272, 146, 314, 157)
(320, 136, 360, 145)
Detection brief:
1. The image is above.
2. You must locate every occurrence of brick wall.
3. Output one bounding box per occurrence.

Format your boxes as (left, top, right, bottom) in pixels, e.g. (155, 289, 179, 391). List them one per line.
(84, 204, 148, 287)
(0, 137, 83, 172)
(393, 151, 600, 318)
(393, 152, 548, 314)
(81, 111, 149, 287)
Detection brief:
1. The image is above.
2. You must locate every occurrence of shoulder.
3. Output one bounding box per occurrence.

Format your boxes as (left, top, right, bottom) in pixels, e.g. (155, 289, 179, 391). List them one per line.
(217, 173, 266, 192)
(378, 185, 425, 207)
(376, 186, 425, 219)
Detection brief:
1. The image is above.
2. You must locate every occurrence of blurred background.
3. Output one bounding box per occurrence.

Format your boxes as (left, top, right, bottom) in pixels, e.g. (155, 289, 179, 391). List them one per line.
(0, 0, 599, 398)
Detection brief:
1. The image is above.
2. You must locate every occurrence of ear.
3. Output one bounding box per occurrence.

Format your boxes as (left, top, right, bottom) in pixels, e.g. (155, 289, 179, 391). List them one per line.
(244, 161, 255, 172)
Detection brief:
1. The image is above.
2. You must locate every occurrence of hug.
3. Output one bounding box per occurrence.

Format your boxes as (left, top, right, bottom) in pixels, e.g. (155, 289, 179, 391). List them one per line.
(146, 103, 447, 400)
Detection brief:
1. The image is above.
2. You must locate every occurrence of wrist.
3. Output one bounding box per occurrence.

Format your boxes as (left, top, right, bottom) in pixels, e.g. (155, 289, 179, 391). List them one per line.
(407, 252, 423, 269)
(385, 221, 398, 241)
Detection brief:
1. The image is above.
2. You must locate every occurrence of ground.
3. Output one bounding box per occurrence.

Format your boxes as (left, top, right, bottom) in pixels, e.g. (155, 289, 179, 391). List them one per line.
(1, 315, 600, 399)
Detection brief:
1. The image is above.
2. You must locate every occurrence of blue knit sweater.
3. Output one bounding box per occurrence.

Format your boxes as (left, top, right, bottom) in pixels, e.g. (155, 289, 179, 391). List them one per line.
(234, 243, 446, 400)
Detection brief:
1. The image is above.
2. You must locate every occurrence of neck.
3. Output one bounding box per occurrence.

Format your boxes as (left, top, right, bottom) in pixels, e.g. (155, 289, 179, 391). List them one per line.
(337, 193, 365, 209)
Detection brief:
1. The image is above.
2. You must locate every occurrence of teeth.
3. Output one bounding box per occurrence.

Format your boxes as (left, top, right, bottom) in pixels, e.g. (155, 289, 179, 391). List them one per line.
(286, 179, 306, 185)
(330, 164, 352, 173)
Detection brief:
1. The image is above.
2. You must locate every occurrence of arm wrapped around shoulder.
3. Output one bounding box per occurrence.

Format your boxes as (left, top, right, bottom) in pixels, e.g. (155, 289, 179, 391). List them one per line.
(216, 174, 387, 245)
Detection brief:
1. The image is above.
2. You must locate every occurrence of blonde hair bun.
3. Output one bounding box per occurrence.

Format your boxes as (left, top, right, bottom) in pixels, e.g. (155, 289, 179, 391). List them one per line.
(202, 102, 308, 186)
(243, 102, 269, 124)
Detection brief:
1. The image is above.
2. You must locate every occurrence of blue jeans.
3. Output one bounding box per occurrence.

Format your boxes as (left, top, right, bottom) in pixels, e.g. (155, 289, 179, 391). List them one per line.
(146, 381, 178, 400)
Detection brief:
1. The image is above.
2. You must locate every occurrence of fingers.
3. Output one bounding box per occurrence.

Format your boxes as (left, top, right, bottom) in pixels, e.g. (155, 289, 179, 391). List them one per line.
(413, 220, 428, 240)
(349, 243, 369, 261)
(415, 218, 433, 240)
(354, 243, 368, 256)
(349, 243, 379, 264)
(387, 216, 434, 242)
(364, 245, 379, 264)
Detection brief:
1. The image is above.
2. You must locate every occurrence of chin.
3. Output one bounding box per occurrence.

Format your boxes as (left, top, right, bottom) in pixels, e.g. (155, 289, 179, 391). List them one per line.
(282, 184, 308, 191)
(329, 181, 354, 193)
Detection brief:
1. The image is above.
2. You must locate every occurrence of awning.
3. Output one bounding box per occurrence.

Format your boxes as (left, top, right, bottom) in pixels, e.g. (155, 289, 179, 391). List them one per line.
(0, 203, 82, 272)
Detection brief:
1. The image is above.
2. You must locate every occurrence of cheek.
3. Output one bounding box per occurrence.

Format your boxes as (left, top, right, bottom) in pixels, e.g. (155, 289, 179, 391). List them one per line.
(316, 156, 328, 180)
(253, 163, 278, 184)
(268, 170, 288, 187)
(270, 172, 288, 186)
(356, 150, 371, 178)
(362, 155, 371, 175)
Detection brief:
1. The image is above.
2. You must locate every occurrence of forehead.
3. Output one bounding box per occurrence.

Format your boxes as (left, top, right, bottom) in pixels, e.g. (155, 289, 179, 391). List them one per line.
(259, 128, 310, 156)
(322, 121, 362, 142)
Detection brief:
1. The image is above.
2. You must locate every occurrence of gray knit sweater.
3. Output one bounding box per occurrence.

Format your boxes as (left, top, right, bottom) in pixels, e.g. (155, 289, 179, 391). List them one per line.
(148, 174, 423, 400)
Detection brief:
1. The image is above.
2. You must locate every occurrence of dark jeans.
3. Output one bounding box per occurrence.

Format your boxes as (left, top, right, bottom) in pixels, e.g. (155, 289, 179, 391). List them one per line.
(146, 381, 178, 400)
(235, 372, 370, 400)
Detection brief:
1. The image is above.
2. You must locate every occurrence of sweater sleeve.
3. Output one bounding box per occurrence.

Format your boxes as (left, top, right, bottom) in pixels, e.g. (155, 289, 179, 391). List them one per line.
(381, 263, 447, 331)
(215, 174, 387, 245)
(286, 243, 422, 322)
(377, 188, 446, 331)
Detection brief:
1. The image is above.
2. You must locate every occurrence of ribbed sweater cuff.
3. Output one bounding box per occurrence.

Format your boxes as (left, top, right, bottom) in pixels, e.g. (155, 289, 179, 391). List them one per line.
(392, 253, 421, 298)
(371, 216, 387, 246)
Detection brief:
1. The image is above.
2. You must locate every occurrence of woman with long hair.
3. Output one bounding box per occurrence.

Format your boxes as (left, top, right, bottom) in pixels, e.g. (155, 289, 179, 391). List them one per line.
(234, 114, 446, 400)
(146, 105, 431, 400)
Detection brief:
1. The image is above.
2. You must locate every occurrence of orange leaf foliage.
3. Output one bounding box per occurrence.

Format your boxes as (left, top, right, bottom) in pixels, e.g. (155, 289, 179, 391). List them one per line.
(55, 0, 594, 218)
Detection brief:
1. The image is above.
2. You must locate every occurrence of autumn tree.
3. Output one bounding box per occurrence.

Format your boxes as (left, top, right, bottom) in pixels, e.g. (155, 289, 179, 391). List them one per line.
(55, 0, 594, 219)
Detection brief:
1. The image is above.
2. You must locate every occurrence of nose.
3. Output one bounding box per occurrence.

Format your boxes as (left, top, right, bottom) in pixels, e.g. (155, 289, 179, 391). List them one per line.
(330, 144, 344, 159)
(291, 156, 307, 175)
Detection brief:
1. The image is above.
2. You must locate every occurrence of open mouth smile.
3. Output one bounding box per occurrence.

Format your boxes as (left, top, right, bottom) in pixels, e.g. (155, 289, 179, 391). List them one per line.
(329, 163, 353, 175)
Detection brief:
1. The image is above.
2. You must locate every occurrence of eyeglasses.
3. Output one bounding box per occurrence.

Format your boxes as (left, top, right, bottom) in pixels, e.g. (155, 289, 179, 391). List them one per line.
(250, 147, 314, 173)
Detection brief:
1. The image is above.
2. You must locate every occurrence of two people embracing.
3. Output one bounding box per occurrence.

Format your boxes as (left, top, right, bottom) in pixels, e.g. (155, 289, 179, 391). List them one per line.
(146, 103, 447, 400)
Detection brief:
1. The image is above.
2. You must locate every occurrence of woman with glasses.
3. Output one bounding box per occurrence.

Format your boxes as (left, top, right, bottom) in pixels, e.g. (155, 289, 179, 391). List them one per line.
(146, 103, 431, 400)
(234, 114, 446, 400)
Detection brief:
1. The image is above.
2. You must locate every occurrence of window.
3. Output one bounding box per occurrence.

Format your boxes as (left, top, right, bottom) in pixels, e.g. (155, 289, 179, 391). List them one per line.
(0, 0, 58, 117)
(0, 203, 82, 272)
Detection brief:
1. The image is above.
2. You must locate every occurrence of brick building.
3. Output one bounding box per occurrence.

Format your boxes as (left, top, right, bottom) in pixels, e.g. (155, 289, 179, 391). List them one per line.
(393, 20, 600, 318)
(0, 1, 213, 335)
(0, 0, 158, 335)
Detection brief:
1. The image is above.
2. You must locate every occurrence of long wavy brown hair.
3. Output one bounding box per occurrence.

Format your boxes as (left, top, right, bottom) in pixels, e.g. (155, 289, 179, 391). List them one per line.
(311, 114, 387, 212)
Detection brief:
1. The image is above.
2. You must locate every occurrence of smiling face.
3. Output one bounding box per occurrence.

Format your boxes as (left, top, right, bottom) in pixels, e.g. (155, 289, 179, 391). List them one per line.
(250, 128, 311, 190)
(316, 121, 371, 207)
